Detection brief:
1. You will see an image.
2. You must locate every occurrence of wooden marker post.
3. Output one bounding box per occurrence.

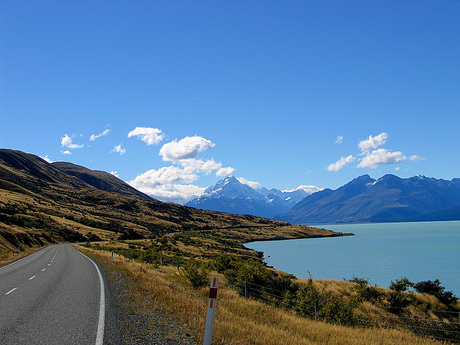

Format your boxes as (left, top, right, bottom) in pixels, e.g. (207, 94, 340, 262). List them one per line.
(203, 277, 219, 345)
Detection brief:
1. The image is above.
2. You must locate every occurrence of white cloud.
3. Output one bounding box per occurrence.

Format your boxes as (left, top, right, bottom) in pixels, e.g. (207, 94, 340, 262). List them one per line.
(62, 150, 72, 155)
(334, 135, 343, 144)
(40, 155, 53, 163)
(110, 171, 119, 177)
(236, 177, 261, 189)
(112, 144, 126, 155)
(61, 134, 84, 149)
(129, 166, 204, 204)
(90, 129, 110, 141)
(128, 127, 164, 145)
(136, 183, 205, 204)
(327, 155, 356, 172)
(160, 136, 215, 162)
(216, 167, 236, 177)
(284, 185, 323, 195)
(179, 158, 222, 175)
(409, 155, 423, 161)
(357, 148, 407, 168)
(358, 132, 388, 152)
(131, 166, 198, 186)
(329, 132, 423, 171)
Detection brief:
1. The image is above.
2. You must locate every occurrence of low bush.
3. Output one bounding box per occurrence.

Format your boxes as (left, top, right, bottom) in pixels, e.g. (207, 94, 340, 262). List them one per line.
(180, 260, 208, 288)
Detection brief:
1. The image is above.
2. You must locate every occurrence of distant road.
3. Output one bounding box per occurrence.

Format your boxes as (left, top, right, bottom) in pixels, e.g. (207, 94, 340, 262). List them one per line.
(0, 244, 121, 345)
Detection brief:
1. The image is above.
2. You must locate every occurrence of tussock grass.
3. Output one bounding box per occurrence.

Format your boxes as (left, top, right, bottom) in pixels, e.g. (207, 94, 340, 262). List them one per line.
(79, 246, 449, 345)
(0, 245, 49, 267)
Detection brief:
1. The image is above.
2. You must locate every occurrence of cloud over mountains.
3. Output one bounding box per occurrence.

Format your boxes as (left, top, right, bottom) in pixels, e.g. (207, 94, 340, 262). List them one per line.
(127, 128, 235, 203)
(328, 132, 422, 172)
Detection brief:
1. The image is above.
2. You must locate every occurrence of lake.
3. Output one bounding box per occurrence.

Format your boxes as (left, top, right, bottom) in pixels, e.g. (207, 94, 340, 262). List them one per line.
(246, 221, 460, 296)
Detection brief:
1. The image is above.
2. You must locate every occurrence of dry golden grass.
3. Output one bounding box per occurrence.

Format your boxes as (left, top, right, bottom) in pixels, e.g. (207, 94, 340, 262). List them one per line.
(78, 245, 450, 345)
(0, 244, 50, 267)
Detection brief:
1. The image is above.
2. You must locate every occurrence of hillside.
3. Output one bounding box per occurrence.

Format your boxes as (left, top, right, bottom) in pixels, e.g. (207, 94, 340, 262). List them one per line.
(277, 174, 460, 224)
(0, 149, 341, 253)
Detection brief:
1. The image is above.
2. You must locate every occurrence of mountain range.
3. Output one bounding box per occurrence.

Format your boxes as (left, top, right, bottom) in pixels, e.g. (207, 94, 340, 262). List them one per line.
(276, 174, 460, 224)
(185, 175, 309, 218)
(186, 173, 460, 224)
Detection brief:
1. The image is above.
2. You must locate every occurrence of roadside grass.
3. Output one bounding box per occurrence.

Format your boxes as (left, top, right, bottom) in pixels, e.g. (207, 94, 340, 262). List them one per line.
(0, 244, 49, 268)
(78, 245, 451, 345)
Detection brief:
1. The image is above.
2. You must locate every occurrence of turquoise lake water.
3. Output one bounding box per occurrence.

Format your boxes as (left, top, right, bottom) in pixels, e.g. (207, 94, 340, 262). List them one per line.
(246, 221, 460, 296)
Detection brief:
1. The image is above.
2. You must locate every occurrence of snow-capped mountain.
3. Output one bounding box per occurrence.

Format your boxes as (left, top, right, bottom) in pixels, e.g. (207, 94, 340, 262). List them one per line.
(276, 174, 460, 224)
(185, 176, 309, 218)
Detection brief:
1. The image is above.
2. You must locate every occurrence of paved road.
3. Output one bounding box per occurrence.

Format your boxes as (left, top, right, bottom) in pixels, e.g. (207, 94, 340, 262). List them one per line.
(0, 244, 120, 345)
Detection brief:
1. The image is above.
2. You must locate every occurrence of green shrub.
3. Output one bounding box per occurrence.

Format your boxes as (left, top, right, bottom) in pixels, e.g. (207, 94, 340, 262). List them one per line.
(294, 279, 320, 318)
(387, 291, 412, 314)
(180, 260, 209, 288)
(318, 293, 357, 326)
(414, 279, 458, 305)
(390, 277, 414, 292)
(351, 277, 385, 302)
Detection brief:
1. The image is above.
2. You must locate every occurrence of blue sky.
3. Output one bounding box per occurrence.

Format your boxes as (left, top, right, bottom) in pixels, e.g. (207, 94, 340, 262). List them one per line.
(1, 1, 459, 203)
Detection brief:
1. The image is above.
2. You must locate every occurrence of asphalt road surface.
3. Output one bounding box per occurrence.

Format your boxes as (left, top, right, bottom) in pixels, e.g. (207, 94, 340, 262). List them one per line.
(0, 244, 121, 345)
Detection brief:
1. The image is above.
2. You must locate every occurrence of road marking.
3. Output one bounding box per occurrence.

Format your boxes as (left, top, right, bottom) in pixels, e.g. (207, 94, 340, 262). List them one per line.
(48, 264, 51, 266)
(5, 288, 17, 295)
(42, 269, 46, 271)
(29, 276, 36, 280)
(74, 248, 105, 345)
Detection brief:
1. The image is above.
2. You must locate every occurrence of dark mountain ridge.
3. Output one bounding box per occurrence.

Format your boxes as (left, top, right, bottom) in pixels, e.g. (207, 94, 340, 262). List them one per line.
(276, 174, 460, 224)
(52, 162, 153, 201)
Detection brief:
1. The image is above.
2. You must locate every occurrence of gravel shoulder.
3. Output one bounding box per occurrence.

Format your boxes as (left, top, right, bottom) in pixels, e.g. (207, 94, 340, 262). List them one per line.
(100, 258, 198, 345)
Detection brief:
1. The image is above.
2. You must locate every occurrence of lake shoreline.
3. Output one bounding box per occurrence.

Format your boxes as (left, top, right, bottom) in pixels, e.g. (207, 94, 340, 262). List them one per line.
(246, 220, 460, 296)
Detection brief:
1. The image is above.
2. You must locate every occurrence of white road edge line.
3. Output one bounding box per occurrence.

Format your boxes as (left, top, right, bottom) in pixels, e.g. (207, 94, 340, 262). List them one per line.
(74, 248, 105, 345)
(5, 287, 17, 295)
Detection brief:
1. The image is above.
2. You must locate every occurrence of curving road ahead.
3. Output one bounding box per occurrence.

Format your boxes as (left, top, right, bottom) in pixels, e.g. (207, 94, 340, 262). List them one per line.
(0, 244, 120, 345)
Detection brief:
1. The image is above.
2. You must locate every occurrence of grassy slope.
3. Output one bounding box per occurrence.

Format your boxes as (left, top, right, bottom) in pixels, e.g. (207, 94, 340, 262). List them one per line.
(79, 246, 452, 345)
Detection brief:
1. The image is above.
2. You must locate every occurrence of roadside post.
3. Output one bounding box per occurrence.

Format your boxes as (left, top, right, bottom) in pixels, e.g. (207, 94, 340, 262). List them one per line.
(203, 277, 219, 345)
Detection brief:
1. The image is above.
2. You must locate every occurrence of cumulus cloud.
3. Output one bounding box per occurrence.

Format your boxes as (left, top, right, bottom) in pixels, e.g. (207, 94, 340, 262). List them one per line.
(358, 132, 388, 152)
(216, 167, 236, 177)
(160, 136, 215, 162)
(327, 155, 356, 172)
(128, 133, 227, 203)
(63, 150, 72, 155)
(61, 134, 84, 149)
(328, 132, 422, 171)
(334, 135, 343, 144)
(236, 177, 261, 189)
(357, 148, 407, 168)
(90, 129, 110, 141)
(112, 144, 126, 155)
(128, 127, 164, 145)
(179, 158, 222, 175)
(129, 166, 205, 204)
(111, 171, 119, 177)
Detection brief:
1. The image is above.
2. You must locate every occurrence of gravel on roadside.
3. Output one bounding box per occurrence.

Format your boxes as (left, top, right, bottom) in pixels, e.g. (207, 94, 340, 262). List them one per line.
(103, 261, 198, 345)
